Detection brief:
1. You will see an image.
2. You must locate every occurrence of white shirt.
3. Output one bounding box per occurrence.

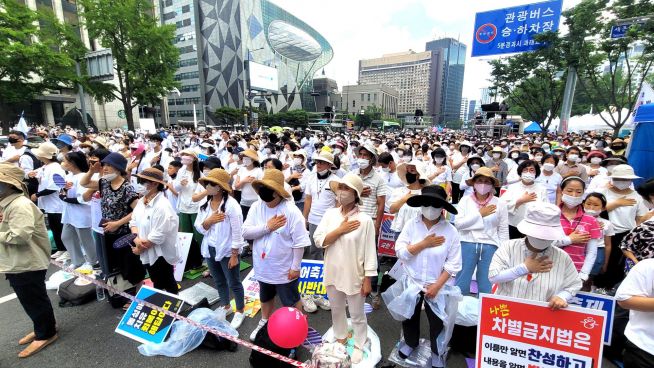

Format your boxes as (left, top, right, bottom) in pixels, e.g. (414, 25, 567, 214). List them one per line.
(129, 192, 180, 266)
(389, 187, 422, 232)
(395, 215, 462, 287)
(242, 199, 310, 284)
(455, 194, 509, 247)
(236, 166, 263, 207)
(37, 162, 65, 214)
(536, 171, 563, 204)
(173, 166, 202, 213)
(500, 181, 549, 227)
(615, 258, 654, 355)
(595, 217, 615, 247)
(306, 172, 339, 225)
(426, 163, 452, 185)
(600, 188, 649, 233)
(1, 145, 25, 164)
(61, 172, 92, 228)
(194, 196, 246, 261)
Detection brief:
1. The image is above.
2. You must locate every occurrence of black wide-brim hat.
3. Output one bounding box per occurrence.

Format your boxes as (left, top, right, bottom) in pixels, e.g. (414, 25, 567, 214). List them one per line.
(406, 185, 458, 214)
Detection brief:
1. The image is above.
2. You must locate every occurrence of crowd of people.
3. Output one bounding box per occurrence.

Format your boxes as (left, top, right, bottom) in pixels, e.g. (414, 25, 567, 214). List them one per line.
(1, 124, 653, 367)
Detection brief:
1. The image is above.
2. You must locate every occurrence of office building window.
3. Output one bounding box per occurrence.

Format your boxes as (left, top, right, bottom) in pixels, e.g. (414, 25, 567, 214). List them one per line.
(367, 94, 371, 101)
(361, 94, 364, 101)
(352, 100, 356, 108)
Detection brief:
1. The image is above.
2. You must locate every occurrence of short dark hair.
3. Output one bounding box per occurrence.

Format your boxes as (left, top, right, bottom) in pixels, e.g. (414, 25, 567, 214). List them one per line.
(148, 133, 163, 142)
(584, 192, 607, 208)
(65, 152, 89, 172)
(541, 154, 559, 166)
(262, 158, 283, 170)
(89, 148, 110, 161)
(9, 130, 26, 140)
(378, 152, 394, 164)
(636, 178, 654, 202)
(517, 160, 541, 178)
(566, 146, 581, 154)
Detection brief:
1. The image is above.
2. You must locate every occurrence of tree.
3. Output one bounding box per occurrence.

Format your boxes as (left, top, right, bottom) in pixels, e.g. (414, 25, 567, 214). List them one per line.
(0, 0, 86, 104)
(215, 106, 244, 126)
(79, 0, 180, 130)
(489, 32, 566, 134)
(562, 0, 654, 137)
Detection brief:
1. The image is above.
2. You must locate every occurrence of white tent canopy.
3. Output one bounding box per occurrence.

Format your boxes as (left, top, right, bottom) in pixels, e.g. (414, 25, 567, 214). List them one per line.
(549, 108, 629, 132)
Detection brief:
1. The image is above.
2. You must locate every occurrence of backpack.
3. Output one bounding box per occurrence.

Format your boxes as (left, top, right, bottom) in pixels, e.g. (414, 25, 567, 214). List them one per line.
(57, 277, 96, 307)
(22, 149, 43, 197)
(105, 273, 137, 309)
(249, 322, 295, 368)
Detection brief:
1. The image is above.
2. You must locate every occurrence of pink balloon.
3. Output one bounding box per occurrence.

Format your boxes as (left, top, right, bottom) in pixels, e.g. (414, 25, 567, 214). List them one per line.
(267, 307, 308, 348)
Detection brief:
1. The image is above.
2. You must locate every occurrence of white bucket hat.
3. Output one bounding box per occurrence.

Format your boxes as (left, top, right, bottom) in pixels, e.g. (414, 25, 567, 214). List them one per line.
(517, 203, 566, 245)
(329, 173, 363, 205)
(609, 164, 641, 180)
(396, 160, 432, 186)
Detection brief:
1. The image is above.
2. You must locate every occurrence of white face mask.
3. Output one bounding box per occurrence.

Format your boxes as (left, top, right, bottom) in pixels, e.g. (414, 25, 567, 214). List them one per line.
(103, 172, 118, 181)
(357, 158, 370, 169)
(534, 155, 543, 162)
(205, 184, 220, 195)
(590, 157, 602, 165)
(521, 172, 536, 183)
(434, 157, 445, 164)
(318, 169, 329, 176)
(242, 157, 253, 167)
(492, 153, 501, 159)
(562, 193, 583, 208)
(381, 167, 391, 173)
(333, 148, 342, 155)
(526, 236, 553, 250)
(542, 163, 555, 172)
(57, 153, 65, 162)
(470, 164, 481, 172)
(293, 157, 303, 166)
(567, 154, 579, 162)
(264, 148, 272, 155)
(338, 190, 356, 206)
(542, 145, 550, 151)
(511, 152, 519, 159)
(612, 179, 631, 190)
(584, 209, 601, 217)
(421, 206, 442, 221)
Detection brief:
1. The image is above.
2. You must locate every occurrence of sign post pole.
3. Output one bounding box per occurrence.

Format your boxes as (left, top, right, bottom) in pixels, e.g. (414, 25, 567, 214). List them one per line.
(558, 66, 577, 134)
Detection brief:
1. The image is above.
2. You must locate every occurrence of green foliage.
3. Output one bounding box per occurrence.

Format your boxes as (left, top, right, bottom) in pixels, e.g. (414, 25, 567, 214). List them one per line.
(79, 0, 180, 130)
(258, 109, 308, 128)
(0, 0, 85, 103)
(214, 106, 245, 125)
(354, 104, 383, 129)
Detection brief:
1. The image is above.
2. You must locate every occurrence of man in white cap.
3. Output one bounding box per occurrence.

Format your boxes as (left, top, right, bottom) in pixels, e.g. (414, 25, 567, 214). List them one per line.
(489, 203, 582, 309)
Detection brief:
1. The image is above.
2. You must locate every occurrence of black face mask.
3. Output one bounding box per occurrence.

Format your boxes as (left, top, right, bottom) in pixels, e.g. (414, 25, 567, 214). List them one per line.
(258, 186, 276, 203)
(227, 147, 233, 153)
(8, 137, 19, 144)
(405, 172, 418, 184)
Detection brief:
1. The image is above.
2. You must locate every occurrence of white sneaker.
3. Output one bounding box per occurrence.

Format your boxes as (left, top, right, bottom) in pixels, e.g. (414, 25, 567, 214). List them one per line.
(55, 252, 70, 263)
(231, 312, 245, 329)
(221, 305, 234, 317)
(301, 294, 317, 313)
(313, 295, 331, 310)
(50, 251, 64, 259)
(75, 263, 94, 274)
(249, 319, 267, 341)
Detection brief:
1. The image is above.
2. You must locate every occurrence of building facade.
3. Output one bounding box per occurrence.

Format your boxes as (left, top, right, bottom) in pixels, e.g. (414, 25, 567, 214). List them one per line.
(467, 100, 477, 121)
(460, 97, 469, 121)
(159, 0, 333, 125)
(358, 50, 443, 118)
(311, 78, 339, 113)
(425, 38, 466, 124)
(341, 84, 399, 118)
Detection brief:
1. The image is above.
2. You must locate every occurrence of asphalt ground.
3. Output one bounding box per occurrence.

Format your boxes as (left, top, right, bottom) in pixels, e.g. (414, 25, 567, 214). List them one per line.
(0, 258, 619, 368)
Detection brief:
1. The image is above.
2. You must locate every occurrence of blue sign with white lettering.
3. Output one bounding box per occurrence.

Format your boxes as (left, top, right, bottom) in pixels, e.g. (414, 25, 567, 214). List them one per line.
(471, 0, 563, 57)
(569, 291, 616, 345)
(611, 23, 645, 39)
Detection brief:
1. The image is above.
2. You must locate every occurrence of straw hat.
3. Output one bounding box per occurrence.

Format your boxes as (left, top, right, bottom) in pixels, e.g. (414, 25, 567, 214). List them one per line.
(489, 146, 506, 159)
(32, 142, 58, 161)
(93, 136, 108, 149)
(329, 173, 364, 205)
(465, 166, 500, 187)
(396, 160, 431, 186)
(199, 168, 232, 193)
(609, 164, 640, 180)
(180, 149, 198, 159)
(248, 140, 260, 150)
(313, 151, 334, 166)
(252, 169, 290, 199)
(292, 149, 308, 162)
(517, 203, 566, 244)
(358, 143, 379, 159)
(0, 162, 28, 194)
(240, 149, 259, 162)
(135, 167, 167, 185)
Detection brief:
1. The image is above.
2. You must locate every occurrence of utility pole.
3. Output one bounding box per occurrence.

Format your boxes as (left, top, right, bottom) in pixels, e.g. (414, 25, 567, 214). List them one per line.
(75, 61, 89, 130)
(558, 66, 578, 134)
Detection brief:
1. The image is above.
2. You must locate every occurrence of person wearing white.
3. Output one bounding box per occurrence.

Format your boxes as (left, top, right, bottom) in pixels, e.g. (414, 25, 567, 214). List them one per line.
(500, 159, 549, 239)
(615, 259, 654, 367)
(388, 160, 431, 232)
(234, 149, 263, 219)
(194, 169, 247, 329)
(242, 169, 310, 341)
(426, 148, 452, 193)
(489, 203, 582, 307)
(173, 150, 205, 270)
(535, 154, 563, 204)
(448, 141, 472, 204)
(392, 185, 461, 368)
(130, 167, 180, 294)
(313, 174, 378, 364)
(455, 167, 509, 295)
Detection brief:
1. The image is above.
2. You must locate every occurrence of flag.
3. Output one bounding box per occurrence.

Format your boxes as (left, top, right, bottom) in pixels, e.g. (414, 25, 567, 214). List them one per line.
(626, 81, 654, 127)
(14, 111, 29, 135)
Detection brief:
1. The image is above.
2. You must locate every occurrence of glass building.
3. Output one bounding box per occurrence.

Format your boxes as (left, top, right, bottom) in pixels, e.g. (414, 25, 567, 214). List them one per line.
(425, 38, 467, 124)
(161, 0, 333, 124)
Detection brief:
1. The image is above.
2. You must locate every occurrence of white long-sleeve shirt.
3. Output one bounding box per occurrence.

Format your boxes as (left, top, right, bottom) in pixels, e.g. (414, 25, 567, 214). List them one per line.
(455, 194, 509, 247)
(500, 181, 549, 227)
(194, 196, 246, 261)
(129, 192, 180, 266)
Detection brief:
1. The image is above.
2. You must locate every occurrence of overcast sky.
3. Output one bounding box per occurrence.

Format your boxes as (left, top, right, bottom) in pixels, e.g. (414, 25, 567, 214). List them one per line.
(271, 0, 581, 102)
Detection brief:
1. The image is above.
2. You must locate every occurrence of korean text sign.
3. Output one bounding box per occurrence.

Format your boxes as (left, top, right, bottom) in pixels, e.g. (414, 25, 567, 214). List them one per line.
(476, 294, 606, 368)
(569, 292, 616, 345)
(472, 0, 563, 57)
(115, 285, 185, 344)
(298, 260, 326, 296)
(378, 213, 398, 257)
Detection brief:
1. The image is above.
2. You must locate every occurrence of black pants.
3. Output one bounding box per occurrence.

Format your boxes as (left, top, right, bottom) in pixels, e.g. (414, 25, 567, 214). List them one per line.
(47, 213, 65, 252)
(402, 292, 444, 354)
(509, 225, 524, 240)
(624, 339, 654, 368)
(6, 270, 57, 340)
(146, 257, 178, 295)
(594, 231, 628, 289)
(451, 183, 461, 204)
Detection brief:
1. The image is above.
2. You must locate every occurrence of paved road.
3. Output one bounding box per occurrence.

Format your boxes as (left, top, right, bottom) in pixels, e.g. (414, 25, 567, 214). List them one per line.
(0, 261, 619, 368)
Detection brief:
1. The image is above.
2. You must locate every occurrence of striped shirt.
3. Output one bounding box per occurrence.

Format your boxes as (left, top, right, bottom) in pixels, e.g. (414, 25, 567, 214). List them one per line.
(559, 206, 602, 271)
(352, 168, 387, 220)
(489, 239, 582, 303)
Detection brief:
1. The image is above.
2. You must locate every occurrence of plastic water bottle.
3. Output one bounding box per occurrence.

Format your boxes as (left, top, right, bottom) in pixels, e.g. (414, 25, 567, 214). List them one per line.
(95, 275, 106, 302)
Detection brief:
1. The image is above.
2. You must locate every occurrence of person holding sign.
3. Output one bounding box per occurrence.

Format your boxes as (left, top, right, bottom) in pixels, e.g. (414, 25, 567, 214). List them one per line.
(313, 173, 378, 364)
(488, 203, 582, 310)
(242, 169, 310, 341)
(392, 185, 461, 368)
(194, 169, 247, 329)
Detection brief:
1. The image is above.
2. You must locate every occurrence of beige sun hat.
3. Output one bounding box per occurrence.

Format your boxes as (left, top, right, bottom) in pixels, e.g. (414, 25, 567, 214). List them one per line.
(465, 166, 500, 187)
(199, 168, 233, 193)
(329, 173, 364, 205)
(252, 169, 290, 199)
(135, 167, 167, 185)
(32, 142, 59, 161)
(609, 164, 641, 180)
(396, 160, 432, 186)
(490, 146, 507, 159)
(240, 149, 260, 163)
(313, 151, 334, 166)
(0, 162, 29, 194)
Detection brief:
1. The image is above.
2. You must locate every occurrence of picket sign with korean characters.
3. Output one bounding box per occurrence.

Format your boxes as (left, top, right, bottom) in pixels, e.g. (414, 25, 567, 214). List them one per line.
(476, 294, 606, 368)
(115, 285, 185, 344)
(298, 260, 327, 297)
(378, 213, 398, 257)
(569, 292, 616, 345)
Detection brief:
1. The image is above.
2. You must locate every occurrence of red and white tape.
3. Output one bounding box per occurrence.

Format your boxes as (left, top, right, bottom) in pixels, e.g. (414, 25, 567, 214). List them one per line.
(50, 260, 310, 367)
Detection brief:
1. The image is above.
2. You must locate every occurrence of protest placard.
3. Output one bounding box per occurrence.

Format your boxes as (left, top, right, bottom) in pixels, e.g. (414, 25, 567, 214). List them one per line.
(378, 213, 398, 257)
(570, 291, 616, 345)
(298, 260, 326, 297)
(231, 269, 261, 317)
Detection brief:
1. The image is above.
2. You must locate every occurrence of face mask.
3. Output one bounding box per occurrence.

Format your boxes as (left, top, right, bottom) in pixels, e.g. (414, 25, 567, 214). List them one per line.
(381, 167, 391, 173)
(434, 157, 445, 164)
(357, 158, 370, 169)
(477, 149, 483, 155)
(534, 155, 543, 162)
(227, 147, 234, 153)
(521, 172, 536, 183)
(117, 144, 125, 151)
(397, 150, 404, 156)
(474, 183, 494, 195)
(205, 184, 220, 195)
(402, 156, 411, 163)
(612, 179, 631, 190)
(421, 206, 442, 221)
(57, 153, 64, 162)
(293, 158, 303, 166)
(554, 151, 562, 156)
(492, 153, 501, 159)
(135, 184, 148, 195)
(567, 154, 579, 162)
(590, 157, 602, 165)
(542, 163, 555, 172)
(405, 172, 418, 184)
(258, 186, 276, 203)
(264, 148, 272, 155)
(471, 164, 481, 172)
(103, 172, 118, 181)
(148, 142, 156, 149)
(584, 209, 601, 217)
(318, 169, 329, 176)
(242, 157, 253, 166)
(527, 236, 553, 250)
(542, 145, 550, 151)
(606, 165, 617, 174)
(562, 193, 583, 208)
(334, 148, 342, 155)
(338, 190, 355, 206)
(181, 156, 194, 166)
(8, 137, 19, 144)
(511, 152, 519, 159)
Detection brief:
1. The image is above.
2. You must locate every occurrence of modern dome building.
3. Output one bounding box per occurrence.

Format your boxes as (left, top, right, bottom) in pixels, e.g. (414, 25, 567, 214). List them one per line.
(162, 0, 333, 124)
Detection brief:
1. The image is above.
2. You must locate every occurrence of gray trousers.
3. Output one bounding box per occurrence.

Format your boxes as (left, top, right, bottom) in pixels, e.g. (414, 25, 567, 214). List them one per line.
(304, 223, 324, 260)
(61, 224, 97, 267)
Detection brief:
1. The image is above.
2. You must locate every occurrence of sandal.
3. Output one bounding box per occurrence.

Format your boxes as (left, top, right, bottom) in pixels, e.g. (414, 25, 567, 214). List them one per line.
(18, 332, 35, 346)
(18, 335, 58, 358)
